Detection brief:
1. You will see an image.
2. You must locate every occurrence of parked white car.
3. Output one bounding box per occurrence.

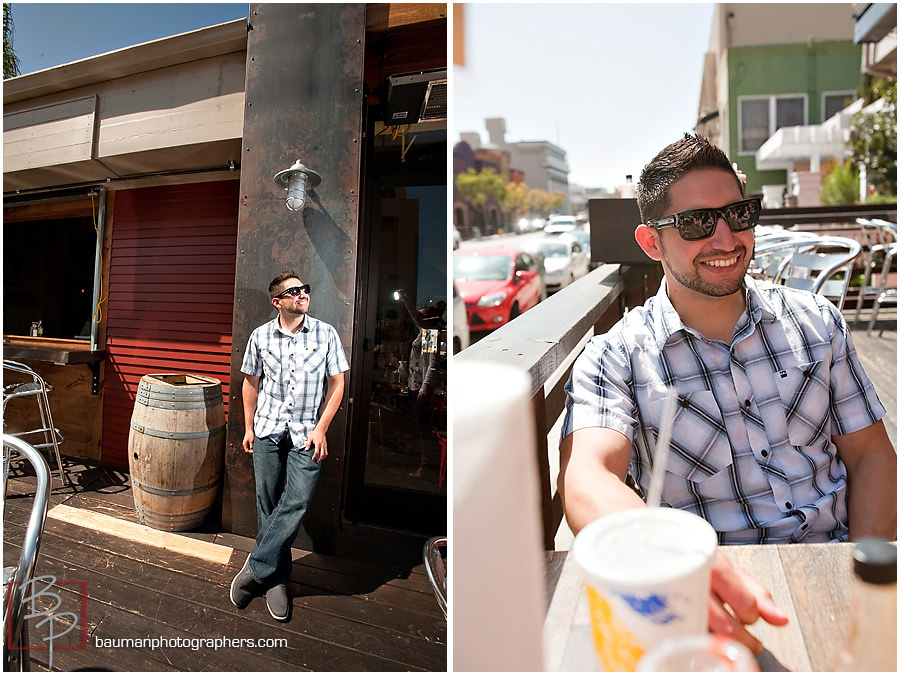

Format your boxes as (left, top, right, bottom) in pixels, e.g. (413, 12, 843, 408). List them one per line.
(544, 215, 578, 234)
(524, 237, 590, 291)
(560, 229, 592, 259)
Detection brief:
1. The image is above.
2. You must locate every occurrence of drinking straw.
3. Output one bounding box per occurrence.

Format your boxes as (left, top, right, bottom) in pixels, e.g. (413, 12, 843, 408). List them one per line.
(646, 386, 679, 509)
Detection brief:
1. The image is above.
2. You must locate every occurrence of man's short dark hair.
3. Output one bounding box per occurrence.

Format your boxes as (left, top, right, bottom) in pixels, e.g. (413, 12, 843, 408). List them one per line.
(635, 133, 743, 223)
(269, 270, 301, 298)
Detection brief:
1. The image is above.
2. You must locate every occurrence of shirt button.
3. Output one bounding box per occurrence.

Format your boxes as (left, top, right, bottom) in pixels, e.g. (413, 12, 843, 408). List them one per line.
(785, 502, 793, 510)
(761, 450, 768, 458)
(744, 399, 751, 408)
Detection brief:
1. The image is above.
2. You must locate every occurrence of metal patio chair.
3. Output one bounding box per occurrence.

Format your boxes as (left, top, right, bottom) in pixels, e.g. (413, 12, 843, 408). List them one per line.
(854, 218, 898, 324)
(749, 231, 822, 282)
(3, 361, 70, 487)
(771, 236, 862, 311)
(866, 242, 898, 336)
(3, 435, 51, 672)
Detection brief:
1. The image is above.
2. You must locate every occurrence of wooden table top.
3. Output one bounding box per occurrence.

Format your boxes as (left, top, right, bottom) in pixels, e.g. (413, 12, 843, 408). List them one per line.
(544, 542, 861, 672)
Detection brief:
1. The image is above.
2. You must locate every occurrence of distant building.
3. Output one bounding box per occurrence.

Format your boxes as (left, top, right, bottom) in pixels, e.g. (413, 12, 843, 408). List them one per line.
(454, 117, 573, 235)
(695, 3, 862, 202)
(459, 118, 571, 211)
(452, 139, 504, 236)
(484, 118, 571, 213)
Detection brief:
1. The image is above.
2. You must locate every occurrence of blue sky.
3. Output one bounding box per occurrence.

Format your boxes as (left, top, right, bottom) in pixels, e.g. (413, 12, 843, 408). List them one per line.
(454, 3, 717, 190)
(8, 3, 249, 75)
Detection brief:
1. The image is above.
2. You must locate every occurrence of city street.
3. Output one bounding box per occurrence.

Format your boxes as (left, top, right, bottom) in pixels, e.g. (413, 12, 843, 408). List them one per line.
(454, 224, 593, 343)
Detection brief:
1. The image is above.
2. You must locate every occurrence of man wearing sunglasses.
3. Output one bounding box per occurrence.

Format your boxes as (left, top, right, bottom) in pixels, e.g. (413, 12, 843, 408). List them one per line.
(230, 271, 349, 621)
(559, 134, 896, 654)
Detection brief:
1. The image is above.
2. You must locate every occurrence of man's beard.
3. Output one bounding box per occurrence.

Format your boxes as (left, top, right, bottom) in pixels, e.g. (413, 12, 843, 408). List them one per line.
(283, 303, 308, 316)
(660, 241, 752, 298)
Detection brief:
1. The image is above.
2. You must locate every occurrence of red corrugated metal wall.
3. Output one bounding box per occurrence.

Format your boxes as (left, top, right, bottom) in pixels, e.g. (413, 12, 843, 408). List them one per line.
(101, 180, 240, 467)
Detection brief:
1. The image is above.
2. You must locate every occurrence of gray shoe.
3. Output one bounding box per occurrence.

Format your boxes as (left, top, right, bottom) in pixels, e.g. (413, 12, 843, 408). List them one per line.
(266, 584, 290, 621)
(229, 557, 259, 609)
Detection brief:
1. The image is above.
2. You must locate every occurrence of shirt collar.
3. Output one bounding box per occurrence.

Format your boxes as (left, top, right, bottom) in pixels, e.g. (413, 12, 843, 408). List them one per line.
(652, 274, 777, 349)
(270, 314, 313, 337)
(652, 276, 685, 349)
(743, 275, 778, 323)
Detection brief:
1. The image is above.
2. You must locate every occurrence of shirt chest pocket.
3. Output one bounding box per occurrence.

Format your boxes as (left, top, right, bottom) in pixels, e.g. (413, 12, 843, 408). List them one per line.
(300, 345, 326, 374)
(645, 389, 735, 502)
(262, 351, 282, 379)
(774, 360, 828, 446)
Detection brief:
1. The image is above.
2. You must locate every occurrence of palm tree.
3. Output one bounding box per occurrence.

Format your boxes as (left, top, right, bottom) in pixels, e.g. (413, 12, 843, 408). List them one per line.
(4, 3, 21, 79)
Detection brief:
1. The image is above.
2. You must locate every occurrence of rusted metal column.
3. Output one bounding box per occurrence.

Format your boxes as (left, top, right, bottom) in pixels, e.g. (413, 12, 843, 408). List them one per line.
(223, 4, 366, 551)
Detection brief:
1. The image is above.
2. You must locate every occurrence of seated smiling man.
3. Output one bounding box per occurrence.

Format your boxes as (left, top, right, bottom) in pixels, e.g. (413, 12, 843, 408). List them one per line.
(559, 134, 897, 653)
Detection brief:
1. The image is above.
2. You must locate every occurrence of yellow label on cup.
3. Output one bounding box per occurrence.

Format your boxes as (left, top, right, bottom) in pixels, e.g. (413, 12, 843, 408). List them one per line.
(586, 584, 645, 671)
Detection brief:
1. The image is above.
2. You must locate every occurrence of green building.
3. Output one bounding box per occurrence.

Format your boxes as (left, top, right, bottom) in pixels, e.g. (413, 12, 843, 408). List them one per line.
(696, 4, 862, 201)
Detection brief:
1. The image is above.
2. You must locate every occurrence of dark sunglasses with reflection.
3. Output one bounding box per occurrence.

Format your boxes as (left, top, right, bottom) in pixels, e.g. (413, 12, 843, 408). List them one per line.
(274, 284, 311, 299)
(647, 197, 762, 241)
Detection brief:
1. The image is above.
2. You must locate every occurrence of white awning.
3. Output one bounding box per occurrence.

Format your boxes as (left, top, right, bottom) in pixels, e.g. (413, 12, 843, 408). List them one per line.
(755, 98, 886, 171)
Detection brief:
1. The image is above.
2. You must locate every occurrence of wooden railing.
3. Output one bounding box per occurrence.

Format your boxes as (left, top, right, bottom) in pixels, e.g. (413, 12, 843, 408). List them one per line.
(758, 202, 896, 228)
(456, 263, 661, 549)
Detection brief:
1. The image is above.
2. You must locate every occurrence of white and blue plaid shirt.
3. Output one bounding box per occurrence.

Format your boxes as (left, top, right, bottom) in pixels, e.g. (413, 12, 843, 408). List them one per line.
(241, 315, 349, 447)
(563, 275, 886, 544)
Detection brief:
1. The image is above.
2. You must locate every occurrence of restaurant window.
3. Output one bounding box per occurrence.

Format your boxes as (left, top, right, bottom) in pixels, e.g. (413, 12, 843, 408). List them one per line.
(823, 91, 854, 122)
(3, 193, 102, 341)
(739, 94, 807, 154)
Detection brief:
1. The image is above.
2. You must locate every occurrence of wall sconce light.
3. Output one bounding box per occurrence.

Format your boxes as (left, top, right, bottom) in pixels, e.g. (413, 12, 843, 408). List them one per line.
(274, 160, 322, 211)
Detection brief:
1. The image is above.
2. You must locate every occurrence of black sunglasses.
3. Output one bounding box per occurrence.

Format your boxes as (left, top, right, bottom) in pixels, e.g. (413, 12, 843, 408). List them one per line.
(274, 284, 311, 299)
(647, 198, 762, 241)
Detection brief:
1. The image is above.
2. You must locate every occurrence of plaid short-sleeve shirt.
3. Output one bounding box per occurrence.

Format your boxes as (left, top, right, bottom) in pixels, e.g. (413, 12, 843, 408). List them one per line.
(562, 276, 886, 544)
(241, 315, 349, 447)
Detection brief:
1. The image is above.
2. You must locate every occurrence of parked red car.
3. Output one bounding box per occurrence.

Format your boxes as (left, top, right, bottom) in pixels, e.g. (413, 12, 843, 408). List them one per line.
(453, 247, 544, 333)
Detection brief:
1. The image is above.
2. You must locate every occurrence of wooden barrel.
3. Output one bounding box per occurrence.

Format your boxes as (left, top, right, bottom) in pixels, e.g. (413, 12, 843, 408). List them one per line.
(128, 374, 225, 531)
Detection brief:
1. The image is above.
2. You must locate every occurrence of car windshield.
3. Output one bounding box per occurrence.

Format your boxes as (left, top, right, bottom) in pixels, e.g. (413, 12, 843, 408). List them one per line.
(454, 254, 512, 281)
(565, 232, 589, 245)
(534, 242, 569, 258)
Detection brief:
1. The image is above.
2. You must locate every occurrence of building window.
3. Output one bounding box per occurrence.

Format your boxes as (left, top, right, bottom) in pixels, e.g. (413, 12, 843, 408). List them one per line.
(823, 91, 855, 122)
(739, 94, 808, 154)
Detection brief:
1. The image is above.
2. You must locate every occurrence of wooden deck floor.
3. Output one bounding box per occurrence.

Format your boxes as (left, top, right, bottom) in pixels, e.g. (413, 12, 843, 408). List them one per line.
(4, 461, 446, 672)
(846, 304, 897, 444)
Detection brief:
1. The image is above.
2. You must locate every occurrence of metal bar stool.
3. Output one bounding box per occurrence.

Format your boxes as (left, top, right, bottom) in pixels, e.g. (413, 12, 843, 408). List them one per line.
(2, 360, 70, 487)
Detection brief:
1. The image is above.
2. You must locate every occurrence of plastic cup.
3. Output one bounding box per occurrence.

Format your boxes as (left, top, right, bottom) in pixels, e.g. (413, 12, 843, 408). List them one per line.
(572, 507, 719, 671)
(638, 635, 759, 671)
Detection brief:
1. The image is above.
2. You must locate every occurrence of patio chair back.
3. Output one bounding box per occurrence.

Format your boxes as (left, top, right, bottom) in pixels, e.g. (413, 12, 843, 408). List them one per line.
(854, 218, 898, 325)
(772, 236, 862, 311)
(750, 232, 820, 281)
(866, 242, 898, 336)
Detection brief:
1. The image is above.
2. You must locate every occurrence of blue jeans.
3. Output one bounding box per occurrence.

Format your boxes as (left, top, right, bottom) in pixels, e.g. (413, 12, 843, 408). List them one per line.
(248, 434, 321, 588)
